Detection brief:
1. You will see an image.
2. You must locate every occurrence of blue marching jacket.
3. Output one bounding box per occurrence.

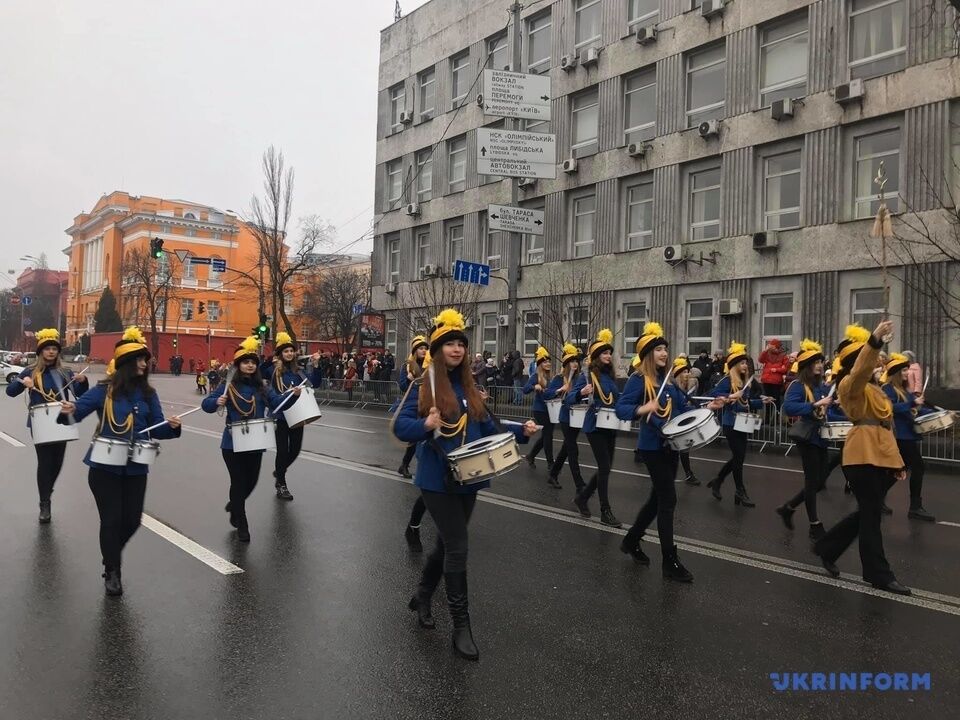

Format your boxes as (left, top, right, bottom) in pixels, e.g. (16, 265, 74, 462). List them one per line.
(7, 366, 89, 430)
(782, 380, 831, 448)
(616, 371, 692, 451)
(882, 384, 930, 442)
(565, 370, 619, 434)
(523, 373, 559, 414)
(393, 368, 528, 494)
(66, 383, 181, 475)
(202, 378, 282, 451)
(545, 375, 572, 423)
(709, 376, 764, 428)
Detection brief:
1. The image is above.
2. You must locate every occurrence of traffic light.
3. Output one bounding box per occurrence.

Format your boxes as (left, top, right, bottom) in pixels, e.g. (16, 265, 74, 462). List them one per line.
(185, 308, 193, 320)
(257, 313, 268, 335)
(172, 337, 178, 348)
(198, 301, 205, 315)
(150, 237, 164, 259)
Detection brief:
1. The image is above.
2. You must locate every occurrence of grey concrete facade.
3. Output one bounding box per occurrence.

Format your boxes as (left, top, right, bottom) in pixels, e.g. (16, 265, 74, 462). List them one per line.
(371, 0, 960, 387)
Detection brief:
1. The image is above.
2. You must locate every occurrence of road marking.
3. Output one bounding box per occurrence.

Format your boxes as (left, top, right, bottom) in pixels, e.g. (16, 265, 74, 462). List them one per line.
(309, 422, 376, 435)
(140, 514, 244, 575)
(939, 521, 960, 528)
(0, 431, 26, 448)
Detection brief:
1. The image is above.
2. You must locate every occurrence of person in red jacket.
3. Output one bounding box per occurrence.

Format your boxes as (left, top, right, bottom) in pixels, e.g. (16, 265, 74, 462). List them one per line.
(758, 339, 791, 406)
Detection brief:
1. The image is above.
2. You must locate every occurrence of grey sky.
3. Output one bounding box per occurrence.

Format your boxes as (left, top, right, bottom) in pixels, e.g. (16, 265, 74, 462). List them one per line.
(0, 0, 431, 275)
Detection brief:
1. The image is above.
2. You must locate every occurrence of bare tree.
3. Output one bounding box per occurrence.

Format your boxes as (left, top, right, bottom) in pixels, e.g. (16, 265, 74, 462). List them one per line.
(388, 274, 485, 341)
(298, 265, 369, 356)
(118, 247, 181, 360)
(539, 264, 614, 353)
(920, 0, 960, 52)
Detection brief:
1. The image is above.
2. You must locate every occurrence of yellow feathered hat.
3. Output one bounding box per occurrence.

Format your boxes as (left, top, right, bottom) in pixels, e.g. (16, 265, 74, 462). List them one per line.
(672, 356, 692, 375)
(535, 346, 551, 365)
(795, 338, 824, 371)
(114, 326, 151, 366)
(724, 341, 748, 373)
(35, 328, 61, 352)
(409, 335, 429, 355)
(429, 308, 468, 354)
(631, 354, 642, 370)
(233, 336, 261, 364)
(881, 352, 910, 383)
(104, 359, 116, 378)
(834, 324, 872, 375)
(561, 342, 581, 365)
(635, 321, 667, 359)
(588, 328, 614, 360)
(274, 331, 295, 355)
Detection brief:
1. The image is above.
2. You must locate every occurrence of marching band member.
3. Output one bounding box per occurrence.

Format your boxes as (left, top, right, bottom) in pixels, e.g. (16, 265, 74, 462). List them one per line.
(546, 344, 587, 494)
(394, 309, 535, 661)
(58, 328, 181, 596)
(567, 329, 622, 527)
(6, 328, 88, 523)
(616, 323, 724, 582)
(202, 337, 282, 543)
(882, 354, 936, 521)
(813, 322, 911, 595)
(398, 335, 430, 551)
(523, 346, 557, 479)
(776, 340, 834, 539)
(707, 342, 772, 507)
(670, 356, 701, 486)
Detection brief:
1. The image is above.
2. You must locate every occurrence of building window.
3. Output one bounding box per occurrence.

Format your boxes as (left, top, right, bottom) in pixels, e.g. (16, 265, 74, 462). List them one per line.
(571, 87, 599, 157)
(389, 83, 405, 130)
(182, 252, 196, 279)
(854, 128, 900, 219)
(451, 50, 471, 105)
(522, 202, 545, 265)
(625, 180, 654, 249)
(523, 117, 551, 134)
(186, 227, 197, 237)
(849, 0, 906, 80)
(569, 306, 590, 347)
(419, 68, 436, 120)
(686, 43, 725, 128)
(761, 294, 794, 351)
(482, 313, 499, 358)
(212, 231, 222, 241)
(624, 69, 656, 145)
(523, 311, 541, 356)
(386, 159, 403, 208)
(760, 13, 808, 106)
(852, 288, 886, 329)
(416, 149, 433, 202)
(386, 319, 398, 354)
(207, 300, 221, 321)
(209, 254, 223, 287)
(764, 149, 802, 230)
(628, 0, 659, 29)
(483, 219, 503, 270)
(686, 300, 713, 356)
(388, 237, 400, 284)
(575, 0, 602, 50)
(622, 302, 648, 355)
(487, 33, 509, 71)
(572, 192, 597, 258)
(527, 11, 552, 72)
(448, 136, 466, 193)
(448, 223, 464, 266)
(154, 253, 171, 284)
(417, 229, 432, 273)
(184, 212, 196, 220)
(180, 299, 194, 322)
(160, 224, 171, 234)
(689, 164, 722, 241)
(951, 103, 960, 202)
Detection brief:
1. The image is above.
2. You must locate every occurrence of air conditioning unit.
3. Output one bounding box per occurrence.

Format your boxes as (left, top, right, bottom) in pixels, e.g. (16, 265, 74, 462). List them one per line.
(635, 26, 657, 45)
(752, 230, 779, 251)
(561, 158, 578, 174)
(384, 283, 397, 294)
(581, 47, 600, 67)
(518, 177, 536, 188)
(718, 298, 743, 316)
(399, 110, 413, 124)
(463, 315, 474, 329)
(487, 256, 502, 271)
(663, 244, 682, 264)
(560, 54, 578, 72)
(497, 314, 510, 327)
(405, 202, 421, 216)
(701, 0, 727, 19)
(421, 263, 438, 277)
(476, 93, 484, 107)
(698, 119, 720, 138)
(770, 98, 795, 121)
(835, 78, 865, 105)
(626, 142, 647, 158)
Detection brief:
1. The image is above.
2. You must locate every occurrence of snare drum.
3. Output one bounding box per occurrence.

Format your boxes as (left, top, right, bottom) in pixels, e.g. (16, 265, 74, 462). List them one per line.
(230, 418, 277, 452)
(733, 412, 763, 434)
(545, 399, 562, 424)
(29, 402, 79, 445)
(130, 439, 160, 466)
(595, 407, 632, 432)
(281, 389, 323, 428)
(820, 421, 852, 441)
(446, 432, 520, 485)
(661, 409, 722, 452)
(914, 409, 955, 435)
(569, 405, 587, 429)
(89, 437, 132, 466)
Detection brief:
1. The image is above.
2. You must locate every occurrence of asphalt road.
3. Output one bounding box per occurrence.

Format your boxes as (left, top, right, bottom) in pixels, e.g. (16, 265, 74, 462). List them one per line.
(1, 372, 958, 720)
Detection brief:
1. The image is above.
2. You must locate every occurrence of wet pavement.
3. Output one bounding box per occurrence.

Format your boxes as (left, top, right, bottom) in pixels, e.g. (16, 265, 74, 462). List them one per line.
(1, 373, 958, 719)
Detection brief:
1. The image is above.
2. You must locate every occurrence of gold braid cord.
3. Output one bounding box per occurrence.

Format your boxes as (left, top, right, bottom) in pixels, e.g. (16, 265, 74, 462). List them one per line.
(103, 391, 134, 435)
(590, 372, 614, 407)
(227, 384, 257, 417)
(436, 413, 468, 443)
(31, 369, 61, 402)
(644, 375, 672, 419)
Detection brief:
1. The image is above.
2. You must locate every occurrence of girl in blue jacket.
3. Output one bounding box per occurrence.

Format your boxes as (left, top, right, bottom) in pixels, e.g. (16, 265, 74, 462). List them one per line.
(202, 337, 283, 542)
(398, 335, 429, 551)
(523, 346, 557, 473)
(567, 328, 622, 527)
(393, 309, 535, 662)
(6, 328, 88, 524)
(58, 327, 181, 596)
(882, 354, 935, 521)
(546, 343, 586, 493)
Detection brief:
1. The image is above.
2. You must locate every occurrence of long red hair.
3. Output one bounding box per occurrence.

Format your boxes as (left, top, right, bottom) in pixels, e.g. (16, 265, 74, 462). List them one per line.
(418, 359, 487, 421)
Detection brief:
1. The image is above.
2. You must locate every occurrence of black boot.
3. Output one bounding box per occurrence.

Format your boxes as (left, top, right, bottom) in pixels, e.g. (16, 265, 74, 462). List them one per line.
(734, 490, 755, 508)
(808, 522, 826, 541)
(38, 501, 51, 524)
(662, 546, 693, 583)
(237, 521, 251, 542)
(404, 525, 423, 552)
(445, 571, 479, 661)
(546, 475, 562, 489)
(684, 473, 701, 486)
(398, 464, 412, 479)
(103, 567, 123, 596)
(408, 555, 443, 629)
(573, 493, 591, 518)
(600, 508, 622, 528)
(275, 482, 293, 501)
(620, 536, 650, 566)
(707, 478, 723, 501)
(525, 455, 536, 469)
(908, 505, 936, 522)
(775, 504, 795, 530)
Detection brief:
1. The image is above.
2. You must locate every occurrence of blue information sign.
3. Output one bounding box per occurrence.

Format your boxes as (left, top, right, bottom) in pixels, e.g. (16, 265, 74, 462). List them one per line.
(211, 258, 227, 272)
(21, 296, 32, 306)
(452, 260, 491, 286)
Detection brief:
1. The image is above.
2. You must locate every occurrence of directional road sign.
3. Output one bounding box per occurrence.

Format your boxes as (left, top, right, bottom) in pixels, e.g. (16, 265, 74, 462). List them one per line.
(482, 69, 552, 121)
(174, 249, 190, 264)
(488, 204, 545, 235)
(211, 258, 227, 273)
(352, 303, 365, 316)
(21, 296, 32, 306)
(452, 260, 491, 287)
(188, 256, 212, 265)
(477, 128, 556, 180)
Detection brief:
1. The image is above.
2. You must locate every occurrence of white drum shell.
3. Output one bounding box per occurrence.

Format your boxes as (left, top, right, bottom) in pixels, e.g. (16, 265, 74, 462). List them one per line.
(733, 412, 763, 434)
(230, 419, 277, 452)
(90, 437, 132, 467)
(569, 406, 587, 429)
(820, 421, 852, 441)
(662, 409, 722, 452)
(130, 440, 160, 466)
(29, 402, 79, 445)
(595, 407, 632, 432)
(282, 389, 323, 428)
(446, 432, 520, 485)
(545, 399, 562, 424)
(914, 410, 954, 435)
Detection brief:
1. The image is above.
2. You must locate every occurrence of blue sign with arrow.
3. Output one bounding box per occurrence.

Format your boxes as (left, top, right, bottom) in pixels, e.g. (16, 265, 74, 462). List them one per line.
(452, 260, 490, 287)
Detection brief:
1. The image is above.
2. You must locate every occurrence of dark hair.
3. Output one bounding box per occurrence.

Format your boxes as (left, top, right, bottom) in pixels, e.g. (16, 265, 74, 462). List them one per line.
(797, 362, 822, 389)
(110, 357, 155, 398)
(589, 356, 617, 379)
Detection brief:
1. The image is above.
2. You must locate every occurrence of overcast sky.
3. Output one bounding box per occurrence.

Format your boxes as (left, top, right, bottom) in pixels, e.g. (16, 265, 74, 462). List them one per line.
(0, 0, 431, 276)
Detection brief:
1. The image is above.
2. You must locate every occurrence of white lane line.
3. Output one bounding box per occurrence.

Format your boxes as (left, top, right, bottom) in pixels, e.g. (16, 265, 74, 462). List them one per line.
(938, 521, 960, 528)
(0, 431, 26, 448)
(160, 401, 376, 435)
(140, 514, 243, 575)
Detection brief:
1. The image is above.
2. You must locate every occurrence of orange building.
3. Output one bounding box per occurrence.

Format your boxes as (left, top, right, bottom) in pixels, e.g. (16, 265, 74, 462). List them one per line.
(64, 191, 303, 345)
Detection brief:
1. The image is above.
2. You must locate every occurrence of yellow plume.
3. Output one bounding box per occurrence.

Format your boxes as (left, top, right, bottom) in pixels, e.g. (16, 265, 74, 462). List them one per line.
(36, 328, 60, 343)
(672, 357, 690, 373)
(800, 338, 823, 355)
(844, 324, 871, 344)
(790, 361, 799, 374)
(122, 326, 146, 344)
(275, 331, 292, 347)
(433, 308, 465, 331)
(632, 354, 642, 369)
(888, 352, 908, 365)
(239, 336, 260, 353)
(105, 359, 116, 377)
(562, 342, 578, 357)
(422, 350, 432, 369)
(642, 321, 664, 338)
(726, 341, 747, 356)
(831, 357, 843, 376)
(535, 346, 550, 362)
(596, 328, 613, 345)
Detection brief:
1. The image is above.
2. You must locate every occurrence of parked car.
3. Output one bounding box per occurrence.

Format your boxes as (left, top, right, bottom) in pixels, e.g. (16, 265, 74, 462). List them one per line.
(73, 354, 87, 362)
(1, 360, 22, 385)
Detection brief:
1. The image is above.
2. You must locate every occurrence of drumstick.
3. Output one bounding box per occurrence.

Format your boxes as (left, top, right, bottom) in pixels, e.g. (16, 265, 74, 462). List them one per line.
(57, 365, 90, 398)
(273, 378, 309, 415)
(138, 406, 202, 434)
(502, 420, 543, 432)
(47, 371, 76, 426)
(645, 366, 674, 424)
(922, 374, 929, 395)
(429, 364, 439, 439)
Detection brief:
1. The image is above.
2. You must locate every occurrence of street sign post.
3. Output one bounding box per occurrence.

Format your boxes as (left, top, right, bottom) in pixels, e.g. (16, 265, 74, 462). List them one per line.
(476, 128, 556, 179)
(452, 260, 491, 287)
(21, 296, 32, 306)
(487, 204, 545, 235)
(22, 317, 31, 327)
(482, 69, 552, 121)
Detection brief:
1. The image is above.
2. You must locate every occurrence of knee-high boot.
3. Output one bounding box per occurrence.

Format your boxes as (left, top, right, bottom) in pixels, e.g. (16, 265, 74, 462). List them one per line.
(408, 552, 443, 629)
(445, 570, 479, 661)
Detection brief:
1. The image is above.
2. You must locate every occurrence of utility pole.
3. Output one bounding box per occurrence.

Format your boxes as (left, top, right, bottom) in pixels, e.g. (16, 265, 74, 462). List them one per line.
(504, 1, 523, 354)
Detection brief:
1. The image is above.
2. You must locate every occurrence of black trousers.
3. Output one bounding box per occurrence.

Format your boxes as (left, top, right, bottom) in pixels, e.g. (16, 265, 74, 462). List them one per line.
(549, 422, 585, 488)
(787, 442, 829, 523)
(274, 420, 304, 484)
(88, 468, 148, 570)
(35, 441, 67, 503)
(582, 428, 617, 510)
(222, 449, 263, 528)
(625, 449, 679, 559)
(420, 491, 477, 574)
(815, 465, 898, 585)
(897, 440, 925, 506)
(679, 451, 693, 477)
(400, 443, 416, 468)
(408, 496, 427, 527)
(824, 448, 843, 480)
(716, 426, 748, 492)
(527, 410, 555, 465)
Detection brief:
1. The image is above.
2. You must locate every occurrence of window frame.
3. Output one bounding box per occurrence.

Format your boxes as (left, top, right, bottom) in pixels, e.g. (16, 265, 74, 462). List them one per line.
(416, 228, 432, 274)
(758, 13, 809, 107)
(180, 299, 195, 322)
(481, 312, 499, 358)
(206, 300, 221, 322)
(852, 287, 887, 329)
(623, 68, 657, 145)
(622, 302, 648, 356)
(685, 43, 726, 129)
(848, 0, 907, 81)
(568, 305, 590, 348)
(574, 0, 603, 51)
(527, 10, 553, 73)
(389, 83, 406, 130)
(385, 159, 403, 208)
(571, 86, 600, 157)
(623, 177, 654, 250)
(685, 299, 714, 356)
(627, 0, 659, 30)
(570, 189, 597, 259)
(386, 319, 398, 354)
(487, 33, 509, 71)
(686, 161, 722, 242)
(851, 124, 902, 220)
(522, 310, 541, 357)
(415, 149, 433, 202)
(387, 237, 401, 284)
(521, 200, 546, 265)
(447, 135, 467, 193)
(418, 68, 436, 120)
(761, 293, 794, 351)
(761, 146, 803, 231)
(450, 50, 471, 106)
(447, 222, 465, 268)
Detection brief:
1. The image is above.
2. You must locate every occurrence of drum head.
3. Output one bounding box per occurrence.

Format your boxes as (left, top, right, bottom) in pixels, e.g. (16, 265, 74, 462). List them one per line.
(450, 432, 513, 457)
(663, 408, 712, 436)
